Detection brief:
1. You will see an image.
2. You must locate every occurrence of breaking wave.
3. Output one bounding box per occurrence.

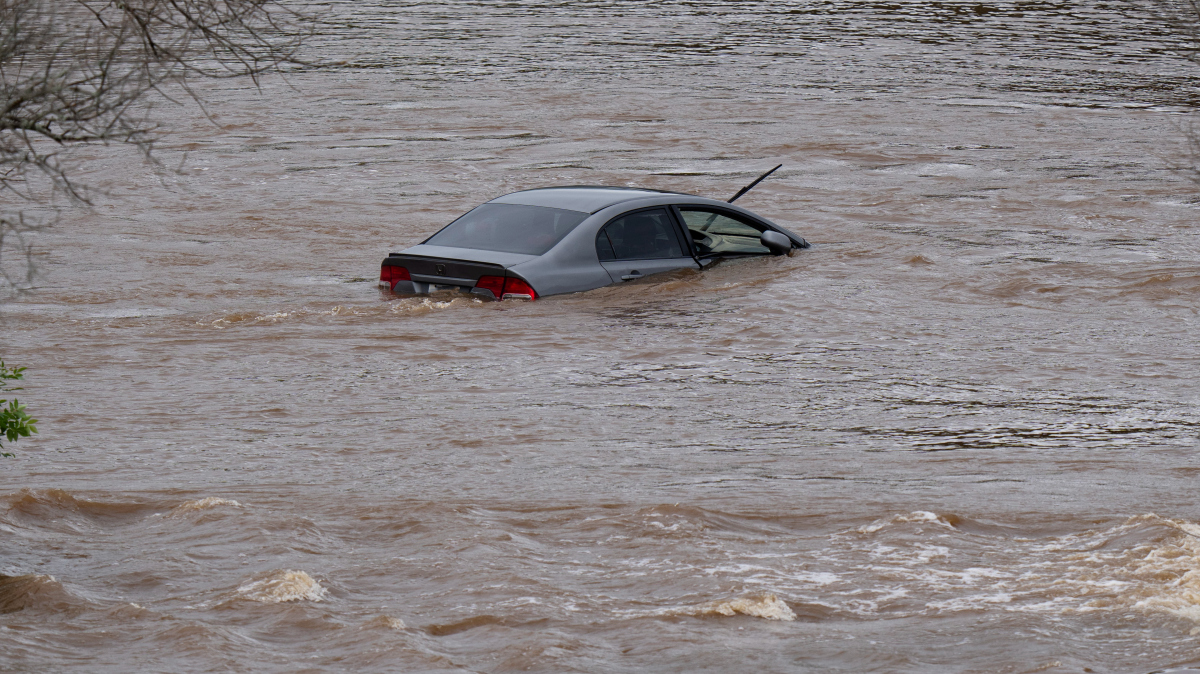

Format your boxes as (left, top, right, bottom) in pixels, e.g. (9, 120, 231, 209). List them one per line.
(0, 489, 152, 532)
(856, 510, 960, 534)
(690, 594, 797, 621)
(234, 570, 328, 603)
(1043, 515, 1200, 627)
(597, 509, 1200, 631)
(165, 497, 243, 517)
(813, 512, 1200, 626)
(0, 574, 83, 614)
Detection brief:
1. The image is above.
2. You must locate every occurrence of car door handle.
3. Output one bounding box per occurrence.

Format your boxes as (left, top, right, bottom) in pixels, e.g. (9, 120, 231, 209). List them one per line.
(620, 271, 642, 281)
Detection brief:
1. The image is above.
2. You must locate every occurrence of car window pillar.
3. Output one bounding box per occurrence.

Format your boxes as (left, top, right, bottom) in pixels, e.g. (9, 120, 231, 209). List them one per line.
(668, 205, 704, 264)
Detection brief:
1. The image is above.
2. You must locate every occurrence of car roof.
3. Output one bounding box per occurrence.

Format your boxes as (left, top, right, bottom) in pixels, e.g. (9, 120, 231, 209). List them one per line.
(488, 186, 695, 214)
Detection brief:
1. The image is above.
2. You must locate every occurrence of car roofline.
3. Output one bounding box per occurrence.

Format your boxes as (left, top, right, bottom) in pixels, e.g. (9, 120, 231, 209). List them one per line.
(490, 185, 701, 213)
(516, 185, 687, 194)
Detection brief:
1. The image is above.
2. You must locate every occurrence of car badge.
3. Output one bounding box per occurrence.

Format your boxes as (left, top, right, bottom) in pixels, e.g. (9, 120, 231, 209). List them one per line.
(435, 264, 446, 276)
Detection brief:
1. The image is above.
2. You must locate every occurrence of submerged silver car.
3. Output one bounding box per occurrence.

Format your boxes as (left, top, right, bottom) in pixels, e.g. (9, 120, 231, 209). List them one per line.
(379, 184, 810, 300)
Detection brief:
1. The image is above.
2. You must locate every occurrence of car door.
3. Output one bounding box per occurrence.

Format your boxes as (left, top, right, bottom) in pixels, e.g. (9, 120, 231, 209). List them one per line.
(595, 207, 699, 283)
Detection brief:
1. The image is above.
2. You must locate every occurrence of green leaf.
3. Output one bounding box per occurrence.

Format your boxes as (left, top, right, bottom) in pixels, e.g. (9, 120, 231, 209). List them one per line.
(0, 388, 37, 452)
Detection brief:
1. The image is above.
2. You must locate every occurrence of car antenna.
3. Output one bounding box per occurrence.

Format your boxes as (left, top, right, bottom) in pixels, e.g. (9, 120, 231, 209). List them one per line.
(727, 164, 783, 203)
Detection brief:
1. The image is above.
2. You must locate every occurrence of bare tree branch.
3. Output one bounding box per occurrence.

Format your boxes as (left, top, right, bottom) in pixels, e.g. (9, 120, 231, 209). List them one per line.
(1158, 0, 1200, 63)
(0, 0, 315, 297)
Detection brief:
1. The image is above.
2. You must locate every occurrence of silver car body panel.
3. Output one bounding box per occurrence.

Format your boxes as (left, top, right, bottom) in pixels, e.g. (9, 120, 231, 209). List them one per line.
(385, 187, 810, 298)
(600, 258, 699, 284)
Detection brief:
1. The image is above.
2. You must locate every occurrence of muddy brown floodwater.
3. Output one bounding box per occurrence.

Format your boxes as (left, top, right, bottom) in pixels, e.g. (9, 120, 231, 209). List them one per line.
(4, 1, 1200, 671)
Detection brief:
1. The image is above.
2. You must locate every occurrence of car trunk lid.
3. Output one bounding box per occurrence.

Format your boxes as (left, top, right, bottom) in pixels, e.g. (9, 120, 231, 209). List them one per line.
(381, 245, 539, 294)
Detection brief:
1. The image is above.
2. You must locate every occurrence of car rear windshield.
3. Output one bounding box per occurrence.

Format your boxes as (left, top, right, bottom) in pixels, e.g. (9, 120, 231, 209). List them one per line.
(424, 203, 589, 256)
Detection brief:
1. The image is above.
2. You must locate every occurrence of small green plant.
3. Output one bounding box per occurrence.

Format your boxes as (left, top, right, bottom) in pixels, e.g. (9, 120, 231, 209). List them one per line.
(0, 359, 37, 458)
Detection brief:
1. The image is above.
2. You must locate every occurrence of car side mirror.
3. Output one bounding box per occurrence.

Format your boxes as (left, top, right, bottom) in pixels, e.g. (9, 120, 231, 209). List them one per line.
(760, 230, 792, 256)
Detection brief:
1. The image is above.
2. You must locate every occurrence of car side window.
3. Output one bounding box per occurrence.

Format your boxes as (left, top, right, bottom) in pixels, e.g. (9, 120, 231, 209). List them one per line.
(678, 208, 770, 255)
(596, 208, 686, 260)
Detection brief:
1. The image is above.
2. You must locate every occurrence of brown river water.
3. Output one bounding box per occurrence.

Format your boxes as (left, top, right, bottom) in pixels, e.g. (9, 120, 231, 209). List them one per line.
(4, 1, 1200, 671)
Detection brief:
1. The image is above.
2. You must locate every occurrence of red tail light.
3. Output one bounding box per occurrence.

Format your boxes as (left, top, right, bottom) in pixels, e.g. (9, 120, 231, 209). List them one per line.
(380, 263, 411, 290)
(473, 275, 537, 300)
(474, 275, 506, 298)
(501, 277, 537, 300)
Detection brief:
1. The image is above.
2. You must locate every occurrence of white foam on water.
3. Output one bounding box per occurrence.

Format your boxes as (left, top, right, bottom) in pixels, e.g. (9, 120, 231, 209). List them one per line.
(166, 497, 242, 517)
(1124, 520, 1200, 624)
(956, 567, 1014, 584)
(196, 296, 485, 328)
(861, 514, 1200, 625)
(87, 307, 180, 319)
(235, 570, 327, 603)
(795, 571, 842, 586)
(926, 593, 1014, 612)
(708, 511, 1200, 628)
(201, 311, 292, 329)
(386, 296, 484, 316)
(707, 564, 841, 587)
(694, 593, 797, 621)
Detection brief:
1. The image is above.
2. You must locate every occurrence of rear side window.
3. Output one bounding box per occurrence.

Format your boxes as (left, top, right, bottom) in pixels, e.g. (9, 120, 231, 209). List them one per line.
(425, 203, 589, 256)
(596, 208, 686, 261)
